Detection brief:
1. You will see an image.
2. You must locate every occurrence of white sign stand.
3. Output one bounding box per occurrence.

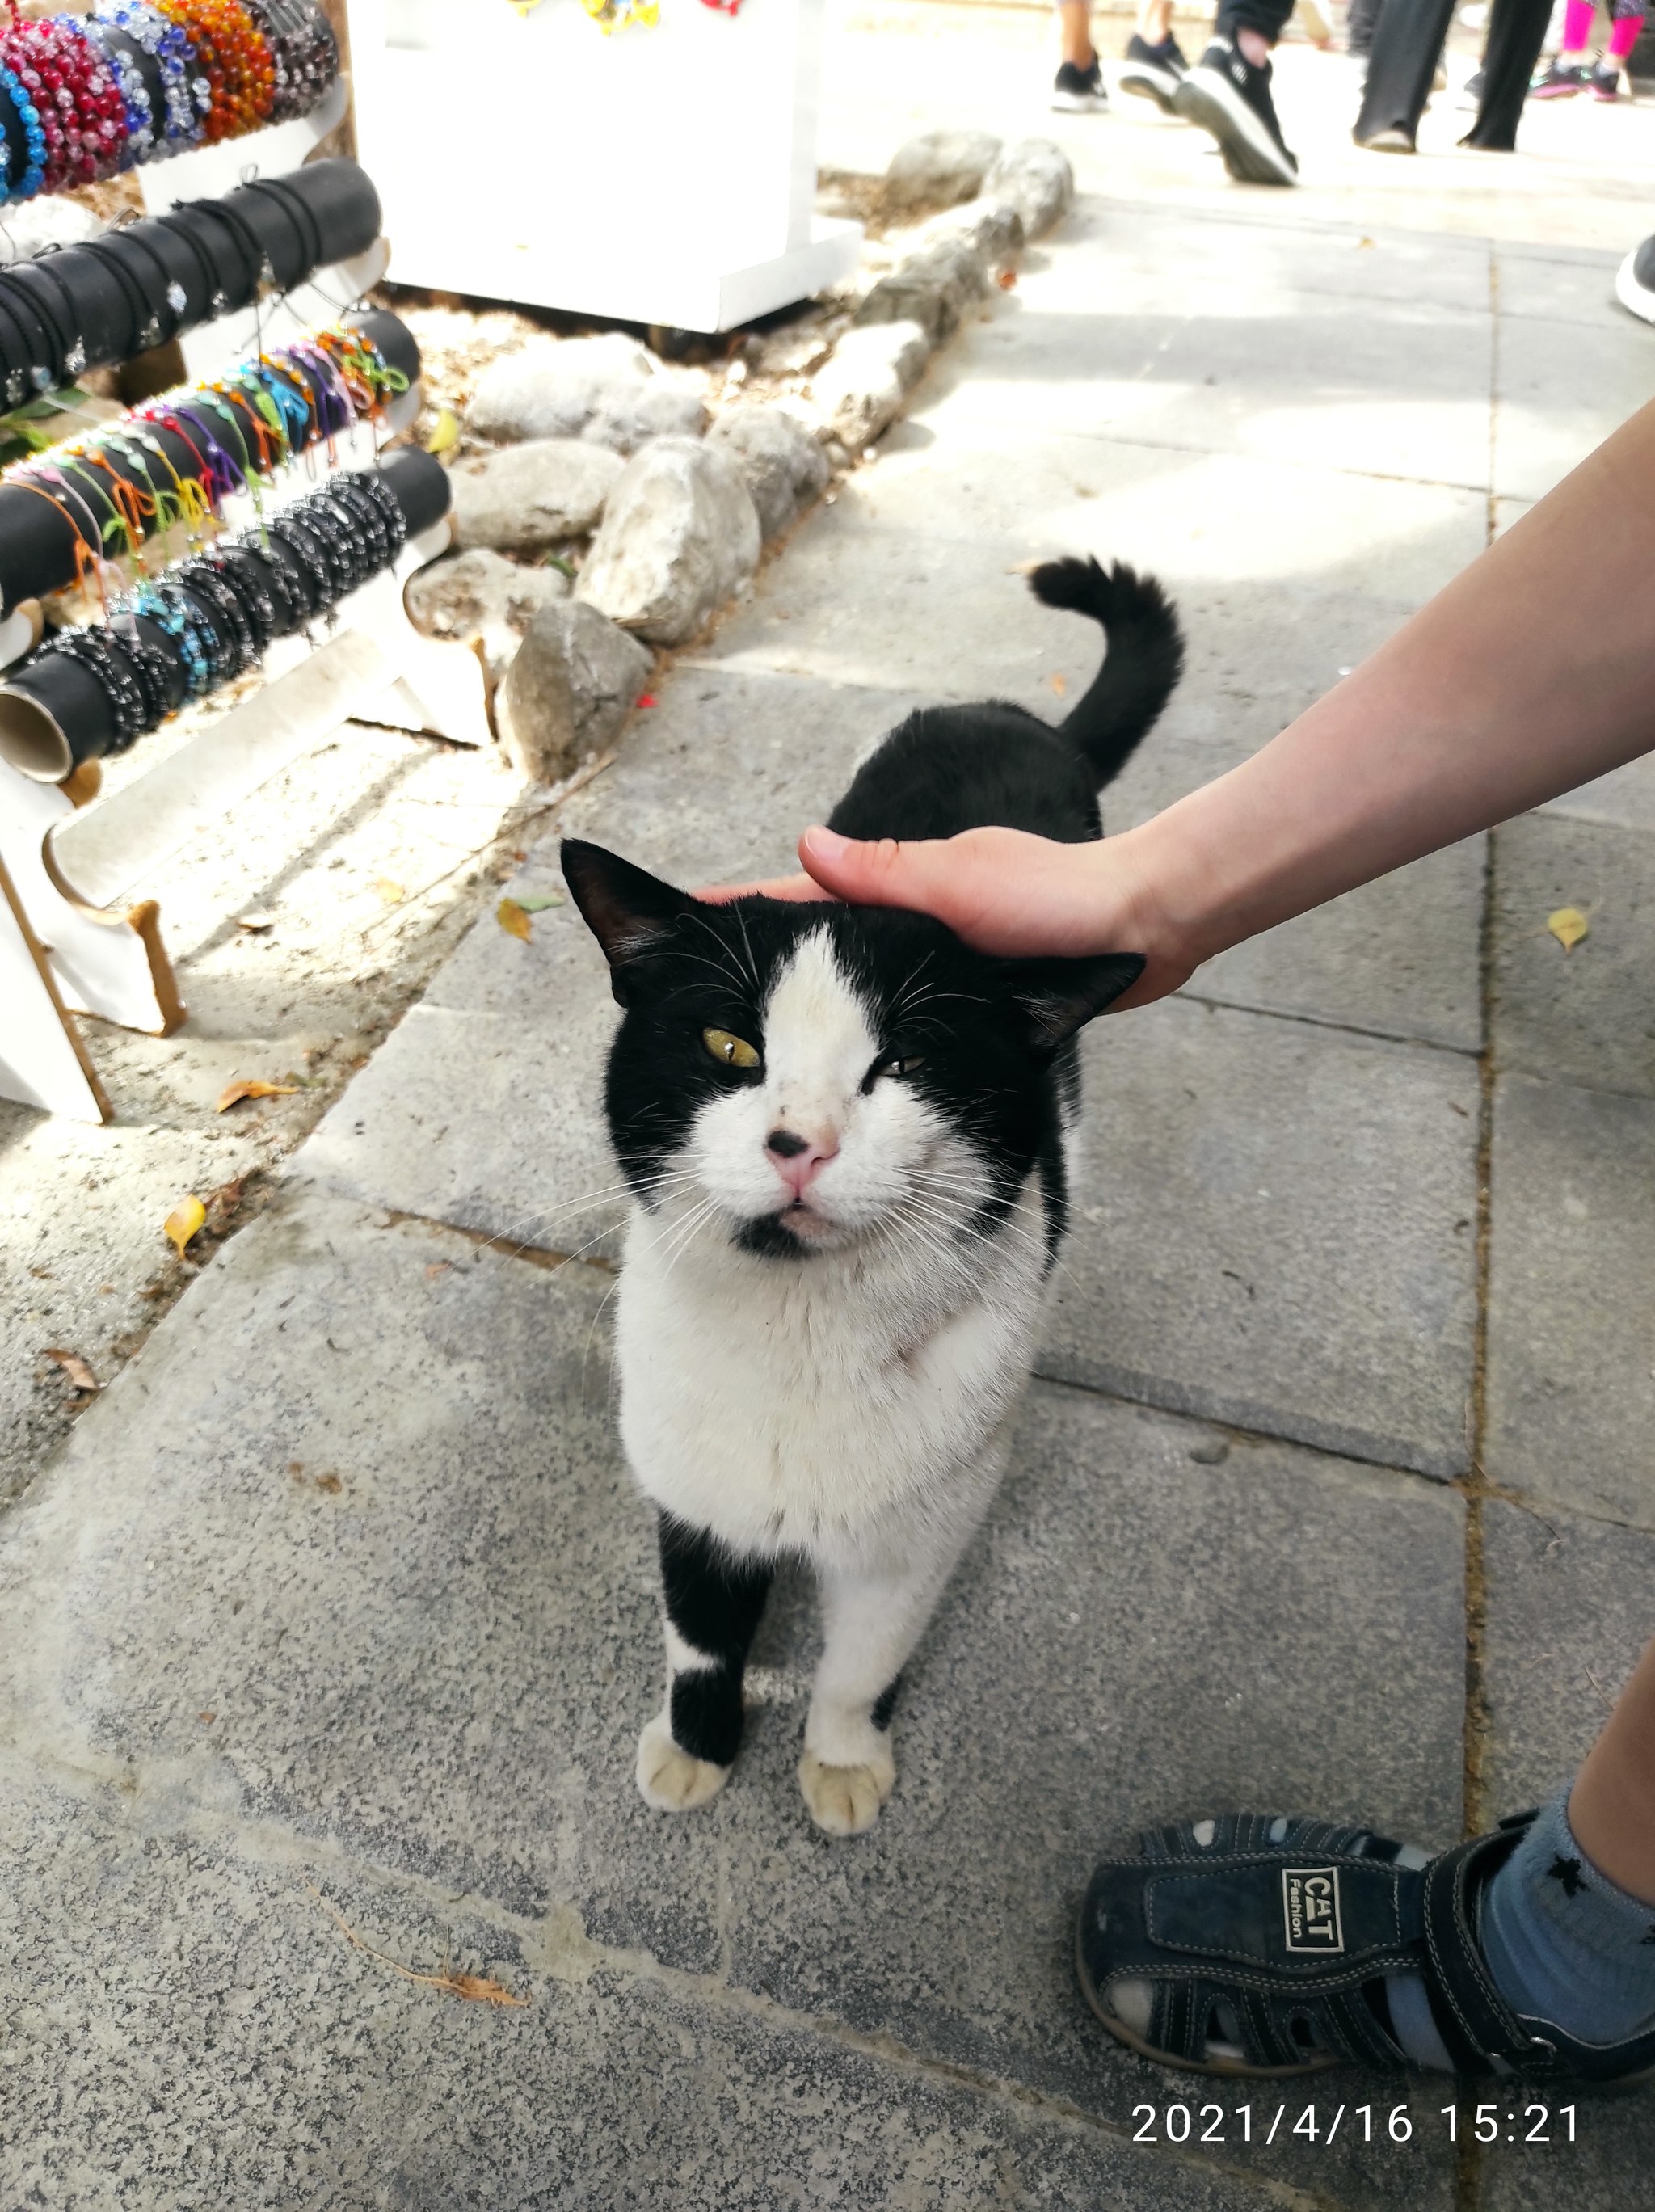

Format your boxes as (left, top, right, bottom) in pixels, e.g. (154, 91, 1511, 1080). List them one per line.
(346, 0, 861, 332)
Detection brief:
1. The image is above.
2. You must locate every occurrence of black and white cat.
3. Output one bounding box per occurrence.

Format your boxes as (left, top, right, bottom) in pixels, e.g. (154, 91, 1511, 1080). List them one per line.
(562, 558, 1184, 1838)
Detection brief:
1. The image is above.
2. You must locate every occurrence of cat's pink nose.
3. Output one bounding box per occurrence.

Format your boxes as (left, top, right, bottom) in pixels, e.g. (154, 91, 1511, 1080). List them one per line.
(767, 1126, 839, 1196)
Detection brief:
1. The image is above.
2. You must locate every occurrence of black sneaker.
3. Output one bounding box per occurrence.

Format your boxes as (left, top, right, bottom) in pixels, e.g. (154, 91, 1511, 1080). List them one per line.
(1119, 32, 1189, 112)
(1615, 230, 1655, 322)
(1052, 57, 1110, 112)
(1529, 57, 1588, 95)
(1587, 56, 1623, 98)
(1173, 38, 1299, 184)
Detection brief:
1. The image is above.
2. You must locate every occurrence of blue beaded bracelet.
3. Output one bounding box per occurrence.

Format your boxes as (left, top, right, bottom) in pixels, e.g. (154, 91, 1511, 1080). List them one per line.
(0, 61, 49, 203)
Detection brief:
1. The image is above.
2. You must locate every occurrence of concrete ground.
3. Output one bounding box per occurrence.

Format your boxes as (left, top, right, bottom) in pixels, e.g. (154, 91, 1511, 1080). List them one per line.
(6, 11, 1655, 2209)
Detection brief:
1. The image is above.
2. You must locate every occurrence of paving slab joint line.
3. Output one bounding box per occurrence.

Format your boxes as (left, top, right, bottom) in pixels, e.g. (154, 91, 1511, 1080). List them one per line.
(371, 1204, 621, 1279)
(0, 1737, 1335, 2212)
(1177, 988, 1481, 1061)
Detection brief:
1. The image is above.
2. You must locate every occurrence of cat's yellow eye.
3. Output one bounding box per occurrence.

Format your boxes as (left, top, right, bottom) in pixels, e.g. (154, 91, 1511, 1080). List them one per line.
(703, 1026, 760, 1070)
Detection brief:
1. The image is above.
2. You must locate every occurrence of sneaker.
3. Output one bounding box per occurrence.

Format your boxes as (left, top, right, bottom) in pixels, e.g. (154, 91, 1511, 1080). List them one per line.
(1614, 230, 1655, 322)
(1118, 31, 1189, 112)
(1052, 57, 1110, 111)
(1355, 122, 1417, 148)
(1529, 57, 1588, 95)
(1457, 64, 1486, 107)
(1172, 38, 1299, 183)
(1587, 56, 1623, 97)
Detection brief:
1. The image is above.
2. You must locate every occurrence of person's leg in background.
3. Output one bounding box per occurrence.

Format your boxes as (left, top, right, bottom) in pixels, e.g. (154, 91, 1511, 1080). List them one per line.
(1463, 0, 1556, 144)
(1590, 0, 1645, 95)
(1531, 0, 1598, 95)
(1346, 0, 1387, 61)
(1172, 0, 1299, 184)
(1119, 0, 1194, 111)
(1053, 0, 1110, 109)
(1352, 0, 1455, 145)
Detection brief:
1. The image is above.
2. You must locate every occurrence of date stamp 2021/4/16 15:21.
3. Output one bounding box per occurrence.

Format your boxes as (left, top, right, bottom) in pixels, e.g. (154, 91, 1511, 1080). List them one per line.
(1128, 2102, 1581, 2149)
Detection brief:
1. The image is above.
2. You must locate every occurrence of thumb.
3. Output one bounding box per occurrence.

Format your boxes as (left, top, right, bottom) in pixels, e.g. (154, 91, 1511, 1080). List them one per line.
(798, 825, 964, 918)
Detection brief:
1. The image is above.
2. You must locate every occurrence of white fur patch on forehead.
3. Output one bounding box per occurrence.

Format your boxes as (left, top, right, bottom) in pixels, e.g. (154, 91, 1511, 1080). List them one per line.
(763, 929, 878, 1106)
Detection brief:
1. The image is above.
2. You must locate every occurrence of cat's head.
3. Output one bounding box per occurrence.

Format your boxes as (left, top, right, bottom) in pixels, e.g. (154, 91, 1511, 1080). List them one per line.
(562, 840, 1142, 1262)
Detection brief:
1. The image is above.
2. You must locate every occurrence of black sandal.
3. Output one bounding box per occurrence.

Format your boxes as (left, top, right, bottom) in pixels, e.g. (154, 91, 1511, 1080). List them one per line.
(1077, 1809, 1655, 2087)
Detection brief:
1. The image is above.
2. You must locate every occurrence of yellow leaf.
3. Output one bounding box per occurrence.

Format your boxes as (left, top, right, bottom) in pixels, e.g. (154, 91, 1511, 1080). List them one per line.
(1547, 905, 1590, 951)
(375, 878, 406, 905)
(164, 1195, 206, 1259)
(216, 1078, 299, 1114)
(43, 1347, 99, 1392)
(497, 896, 533, 942)
(424, 407, 461, 456)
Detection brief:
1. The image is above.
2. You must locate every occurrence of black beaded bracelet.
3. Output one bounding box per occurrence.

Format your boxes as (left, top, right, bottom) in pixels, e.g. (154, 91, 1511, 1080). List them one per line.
(44, 626, 146, 752)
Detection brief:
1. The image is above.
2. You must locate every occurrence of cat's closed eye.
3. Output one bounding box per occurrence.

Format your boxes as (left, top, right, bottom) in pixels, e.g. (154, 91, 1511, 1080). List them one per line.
(703, 1027, 760, 1070)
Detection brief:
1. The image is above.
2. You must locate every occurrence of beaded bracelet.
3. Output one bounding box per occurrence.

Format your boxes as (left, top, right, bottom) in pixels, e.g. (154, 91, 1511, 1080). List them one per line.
(153, 0, 274, 142)
(83, 18, 155, 166)
(198, 541, 276, 649)
(174, 554, 255, 674)
(92, 2, 204, 150)
(0, 56, 48, 201)
(122, 577, 215, 694)
(43, 625, 146, 749)
(106, 610, 175, 723)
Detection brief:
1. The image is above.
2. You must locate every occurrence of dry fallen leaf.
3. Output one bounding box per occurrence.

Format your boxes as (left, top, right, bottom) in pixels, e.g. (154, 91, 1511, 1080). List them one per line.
(497, 897, 533, 942)
(375, 878, 406, 906)
(216, 1078, 299, 1114)
(1548, 905, 1590, 951)
(514, 893, 563, 913)
(164, 1195, 206, 1259)
(237, 912, 276, 933)
(1049, 673, 1067, 697)
(305, 1882, 529, 2007)
(996, 268, 1017, 290)
(425, 406, 461, 456)
(43, 1347, 99, 1392)
(425, 1262, 452, 1281)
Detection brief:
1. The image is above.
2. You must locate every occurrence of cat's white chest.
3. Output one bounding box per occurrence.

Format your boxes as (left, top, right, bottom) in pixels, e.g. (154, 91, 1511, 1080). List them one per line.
(613, 1199, 1044, 1569)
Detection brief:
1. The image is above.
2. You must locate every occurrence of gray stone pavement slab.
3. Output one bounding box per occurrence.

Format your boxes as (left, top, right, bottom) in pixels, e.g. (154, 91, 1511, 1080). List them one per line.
(912, 294, 1493, 491)
(0, 1766, 1291, 2212)
(1474, 1498, 1655, 2210)
(1484, 1073, 1655, 1528)
(1492, 812, 1655, 1098)
(0, 1189, 1466, 2210)
(1493, 303, 1655, 503)
(1493, 241, 1624, 331)
(1044, 998, 1480, 1477)
(1541, 750, 1655, 832)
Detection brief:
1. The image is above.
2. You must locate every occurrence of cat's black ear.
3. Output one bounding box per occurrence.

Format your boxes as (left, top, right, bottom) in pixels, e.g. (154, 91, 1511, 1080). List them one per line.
(1001, 954, 1146, 1057)
(561, 840, 693, 1005)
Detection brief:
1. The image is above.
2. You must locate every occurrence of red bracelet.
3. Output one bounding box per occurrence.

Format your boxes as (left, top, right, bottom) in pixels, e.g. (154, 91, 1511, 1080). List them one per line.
(0, 15, 125, 189)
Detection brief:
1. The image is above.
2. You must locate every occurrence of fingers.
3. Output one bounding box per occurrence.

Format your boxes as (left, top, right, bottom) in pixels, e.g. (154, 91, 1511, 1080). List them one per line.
(695, 873, 836, 904)
(797, 826, 965, 915)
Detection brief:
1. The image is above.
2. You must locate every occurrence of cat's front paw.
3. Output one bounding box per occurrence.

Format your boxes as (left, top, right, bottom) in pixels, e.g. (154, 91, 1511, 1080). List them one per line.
(798, 1744, 895, 1838)
(635, 1712, 730, 1813)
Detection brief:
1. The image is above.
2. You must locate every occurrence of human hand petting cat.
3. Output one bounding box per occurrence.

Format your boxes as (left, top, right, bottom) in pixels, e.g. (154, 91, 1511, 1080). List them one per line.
(700, 823, 1187, 1013)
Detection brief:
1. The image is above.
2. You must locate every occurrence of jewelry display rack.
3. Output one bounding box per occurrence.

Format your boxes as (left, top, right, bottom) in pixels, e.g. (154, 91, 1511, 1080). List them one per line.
(0, 30, 488, 1124)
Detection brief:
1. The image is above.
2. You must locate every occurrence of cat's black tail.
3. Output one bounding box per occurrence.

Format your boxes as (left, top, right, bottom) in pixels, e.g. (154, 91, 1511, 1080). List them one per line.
(1029, 556, 1185, 790)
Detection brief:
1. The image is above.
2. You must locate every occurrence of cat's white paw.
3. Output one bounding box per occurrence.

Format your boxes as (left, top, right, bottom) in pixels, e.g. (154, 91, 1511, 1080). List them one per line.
(635, 1713, 730, 1813)
(798, 1744, 895, 1838)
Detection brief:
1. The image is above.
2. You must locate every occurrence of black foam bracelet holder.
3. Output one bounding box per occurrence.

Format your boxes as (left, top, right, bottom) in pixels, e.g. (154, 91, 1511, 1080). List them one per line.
(3, 446, 452, 775)
(0, 159, 379, 390)
(0, 305, 419, 616)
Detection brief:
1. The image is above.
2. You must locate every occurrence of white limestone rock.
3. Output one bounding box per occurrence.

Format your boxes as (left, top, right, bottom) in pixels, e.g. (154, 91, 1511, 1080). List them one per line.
(448, 439, 625, 554)
(885, 129, 1004, 212)
(707, 405, 830, 541)
(467, 333, 708, 454)
(404, 546, 568, 644)
(854, 235, 990, 346)
(576, 436, 760, 647)
(496, 600, 653, 783)
(981, 138, 1074, 240)
(919, 194, 1025, 265)
(808, 322, 931, 449)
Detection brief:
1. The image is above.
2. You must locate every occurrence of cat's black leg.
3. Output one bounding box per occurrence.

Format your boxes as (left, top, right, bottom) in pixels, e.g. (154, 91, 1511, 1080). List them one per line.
(636, 1512, 773, 1813)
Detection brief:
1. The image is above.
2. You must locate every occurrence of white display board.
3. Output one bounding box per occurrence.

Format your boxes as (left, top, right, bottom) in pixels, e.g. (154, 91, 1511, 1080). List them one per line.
(346, 0, 861, 331)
